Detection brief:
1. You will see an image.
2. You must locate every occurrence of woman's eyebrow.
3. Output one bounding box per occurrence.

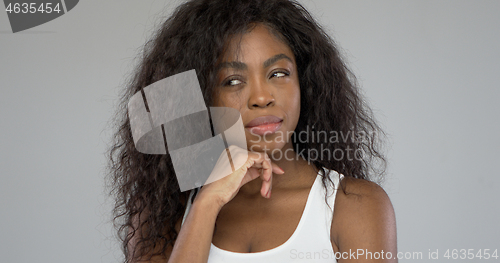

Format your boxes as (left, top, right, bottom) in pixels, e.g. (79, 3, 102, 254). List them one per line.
(217, 54, 293, 71)
(263, 53, 293, 68)
(217, 61, 247, 71)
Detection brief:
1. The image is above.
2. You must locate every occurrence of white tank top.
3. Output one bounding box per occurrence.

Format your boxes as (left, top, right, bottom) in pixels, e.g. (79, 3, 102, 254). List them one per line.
(182, 169, 343, 263)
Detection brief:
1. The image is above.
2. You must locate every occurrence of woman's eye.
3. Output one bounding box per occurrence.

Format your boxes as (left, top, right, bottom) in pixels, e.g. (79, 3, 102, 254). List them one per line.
(226, 79, 242, 86)
(271, 71, 289, 78)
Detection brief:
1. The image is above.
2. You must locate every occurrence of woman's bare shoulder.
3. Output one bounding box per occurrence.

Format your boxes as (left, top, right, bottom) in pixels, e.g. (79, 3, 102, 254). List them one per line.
(336, 176, 391, 203)
(331, 177, 398, 261)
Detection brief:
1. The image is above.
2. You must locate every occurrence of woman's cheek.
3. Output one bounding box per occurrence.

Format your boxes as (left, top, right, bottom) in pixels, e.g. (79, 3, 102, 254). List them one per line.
(289, 88, 301, 123)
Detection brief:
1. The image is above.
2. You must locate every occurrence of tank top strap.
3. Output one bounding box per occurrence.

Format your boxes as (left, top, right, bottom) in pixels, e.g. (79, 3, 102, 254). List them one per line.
(317, 169, 343, 239)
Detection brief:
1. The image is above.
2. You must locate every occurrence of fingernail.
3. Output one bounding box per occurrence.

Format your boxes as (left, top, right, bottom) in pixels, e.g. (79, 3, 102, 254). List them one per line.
(279, 167, 285, 173)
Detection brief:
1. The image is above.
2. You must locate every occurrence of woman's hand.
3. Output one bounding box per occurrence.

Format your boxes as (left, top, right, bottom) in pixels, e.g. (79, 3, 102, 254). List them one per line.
(196, 145, 284, 210)
(165, 146, 283, 263)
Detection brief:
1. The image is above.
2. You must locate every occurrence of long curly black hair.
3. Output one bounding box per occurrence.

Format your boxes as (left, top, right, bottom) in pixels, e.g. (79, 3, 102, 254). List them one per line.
(106, 0, 387, 262)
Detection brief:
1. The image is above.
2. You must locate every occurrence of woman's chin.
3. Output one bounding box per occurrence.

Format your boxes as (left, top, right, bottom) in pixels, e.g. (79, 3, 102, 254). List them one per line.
(247, 142, 289, 155)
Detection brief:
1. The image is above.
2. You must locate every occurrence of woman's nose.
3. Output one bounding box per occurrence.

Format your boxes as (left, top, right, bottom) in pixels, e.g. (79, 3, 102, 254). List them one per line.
(248, 80, 275, 109)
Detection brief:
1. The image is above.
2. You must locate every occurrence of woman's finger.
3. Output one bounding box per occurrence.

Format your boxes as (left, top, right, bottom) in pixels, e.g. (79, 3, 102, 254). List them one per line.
(271, 163, 285, 175)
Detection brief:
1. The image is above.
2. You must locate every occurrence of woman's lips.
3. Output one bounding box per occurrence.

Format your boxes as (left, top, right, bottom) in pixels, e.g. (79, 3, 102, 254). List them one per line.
(245, 115, 283, 136)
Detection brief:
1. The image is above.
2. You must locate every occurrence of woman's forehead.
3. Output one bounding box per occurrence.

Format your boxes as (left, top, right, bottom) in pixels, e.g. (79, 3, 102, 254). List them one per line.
(221, 23, 294, 63)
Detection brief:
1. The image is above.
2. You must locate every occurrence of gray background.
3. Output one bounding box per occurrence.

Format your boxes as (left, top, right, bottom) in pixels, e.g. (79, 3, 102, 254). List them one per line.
(1, 0, 498, 262)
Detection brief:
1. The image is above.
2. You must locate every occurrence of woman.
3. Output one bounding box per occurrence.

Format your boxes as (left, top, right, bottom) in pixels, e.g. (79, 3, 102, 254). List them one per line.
(107, 0, 397, 262)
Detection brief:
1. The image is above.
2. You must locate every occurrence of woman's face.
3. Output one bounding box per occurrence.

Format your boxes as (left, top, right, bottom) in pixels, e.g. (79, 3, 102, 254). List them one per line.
(214, 24, 301, 154)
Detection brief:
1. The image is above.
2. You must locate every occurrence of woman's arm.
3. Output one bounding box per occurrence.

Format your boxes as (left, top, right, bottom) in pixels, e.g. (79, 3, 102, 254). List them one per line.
(165, 191, 222, 262)
(332, 177, 398, 263)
